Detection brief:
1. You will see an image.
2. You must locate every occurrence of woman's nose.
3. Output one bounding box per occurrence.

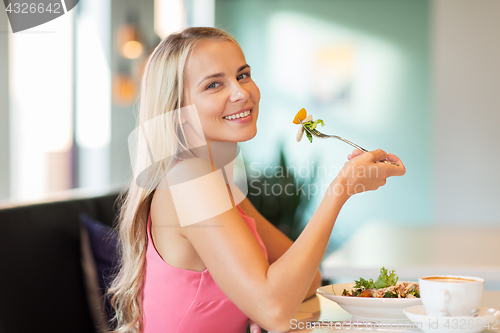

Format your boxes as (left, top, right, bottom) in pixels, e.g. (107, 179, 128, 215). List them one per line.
(229, 81, 249, 103)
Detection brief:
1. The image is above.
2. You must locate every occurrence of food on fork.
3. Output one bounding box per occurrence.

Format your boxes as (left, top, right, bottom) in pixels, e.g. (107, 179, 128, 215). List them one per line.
(296, 114, 312, 142)
(293, 108, 325, 143)
(339, 267, 420, 298)
(292, 108, 307, 124)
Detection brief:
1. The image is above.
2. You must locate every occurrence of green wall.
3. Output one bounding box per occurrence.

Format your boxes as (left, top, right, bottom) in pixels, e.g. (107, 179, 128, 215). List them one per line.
(216, 0, 432, 252)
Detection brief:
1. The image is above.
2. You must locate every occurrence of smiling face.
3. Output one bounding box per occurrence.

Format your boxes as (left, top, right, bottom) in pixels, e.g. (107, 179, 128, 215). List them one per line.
(182, 39, 260, 143)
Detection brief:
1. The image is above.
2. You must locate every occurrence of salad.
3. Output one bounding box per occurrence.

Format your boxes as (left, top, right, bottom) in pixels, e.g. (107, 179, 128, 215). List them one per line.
(293, 108, 325, 143)
(339, 267, 420, 298)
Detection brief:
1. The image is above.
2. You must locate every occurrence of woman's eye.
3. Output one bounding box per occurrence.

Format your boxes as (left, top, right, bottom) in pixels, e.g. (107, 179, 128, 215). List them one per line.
(206, 82, 221, 90)
(237, 72, 250, 80)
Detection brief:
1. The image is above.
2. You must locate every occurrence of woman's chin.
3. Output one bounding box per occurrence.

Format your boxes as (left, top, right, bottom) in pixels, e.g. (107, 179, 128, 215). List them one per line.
(236, 129, 257, 142)
(214, 128, 257, 143)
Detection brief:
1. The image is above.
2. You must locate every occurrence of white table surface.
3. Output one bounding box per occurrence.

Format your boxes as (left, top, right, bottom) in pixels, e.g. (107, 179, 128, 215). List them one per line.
(271, 291, 500, 333)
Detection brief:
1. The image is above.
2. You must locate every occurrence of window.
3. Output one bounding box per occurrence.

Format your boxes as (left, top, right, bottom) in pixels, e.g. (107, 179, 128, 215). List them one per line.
(9, 9, 74, 201)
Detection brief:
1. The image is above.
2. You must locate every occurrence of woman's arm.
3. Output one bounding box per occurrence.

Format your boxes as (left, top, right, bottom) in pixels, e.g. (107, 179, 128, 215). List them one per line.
(238, 196, 322, 300)
(166, 150, 404, 332)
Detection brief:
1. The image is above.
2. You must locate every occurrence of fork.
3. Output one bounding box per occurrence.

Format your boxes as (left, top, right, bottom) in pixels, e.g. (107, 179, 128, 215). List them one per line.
(298, 119, 399, 166)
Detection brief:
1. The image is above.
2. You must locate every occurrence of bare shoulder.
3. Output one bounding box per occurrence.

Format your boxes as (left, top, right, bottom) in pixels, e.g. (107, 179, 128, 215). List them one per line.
(150, 170, 207, 272)
(166, 157, 214, 186)
(152, 156, 214, 228)
(150, 180, 177, 224)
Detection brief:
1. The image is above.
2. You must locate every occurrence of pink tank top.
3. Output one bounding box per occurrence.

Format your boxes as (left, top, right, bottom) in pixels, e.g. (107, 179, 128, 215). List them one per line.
(142, 204, 268, 333)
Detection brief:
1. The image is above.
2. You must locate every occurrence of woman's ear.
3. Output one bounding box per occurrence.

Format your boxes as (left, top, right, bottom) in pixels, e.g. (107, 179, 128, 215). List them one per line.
(179, 113, 187, 124)
(178, 100, 188, 124)
(180, 90, 191, 125)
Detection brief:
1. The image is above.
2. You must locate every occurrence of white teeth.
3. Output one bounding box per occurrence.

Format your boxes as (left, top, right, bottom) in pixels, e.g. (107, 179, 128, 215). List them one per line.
(224, 110, 251, 120)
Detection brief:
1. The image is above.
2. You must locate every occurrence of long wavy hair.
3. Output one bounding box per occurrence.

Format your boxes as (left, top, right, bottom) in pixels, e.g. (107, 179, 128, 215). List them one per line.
(107, 27, 239, 333)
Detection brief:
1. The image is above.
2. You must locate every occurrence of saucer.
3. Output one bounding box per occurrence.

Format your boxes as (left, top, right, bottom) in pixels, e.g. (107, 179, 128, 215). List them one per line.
(403, 305, 500, 333)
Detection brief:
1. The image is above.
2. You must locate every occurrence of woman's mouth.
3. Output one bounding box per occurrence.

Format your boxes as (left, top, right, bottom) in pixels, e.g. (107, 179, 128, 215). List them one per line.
(222, 108, 252, 122)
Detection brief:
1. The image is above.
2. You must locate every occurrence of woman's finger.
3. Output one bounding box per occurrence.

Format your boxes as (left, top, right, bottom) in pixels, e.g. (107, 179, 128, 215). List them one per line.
(347, 149, 364, 160)
(386, 153, 406, 176)
(352, 148, 364, 156)
(378, 153, 406, 177)
(386, 153, 400, 163)
(368, 149, 387, 162)
(249, 319, 261, 333)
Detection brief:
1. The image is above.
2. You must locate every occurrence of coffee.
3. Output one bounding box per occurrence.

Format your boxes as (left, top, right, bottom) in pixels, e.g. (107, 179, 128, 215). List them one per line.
(422, 276, 476, 283)
(419, 275, 484, 317)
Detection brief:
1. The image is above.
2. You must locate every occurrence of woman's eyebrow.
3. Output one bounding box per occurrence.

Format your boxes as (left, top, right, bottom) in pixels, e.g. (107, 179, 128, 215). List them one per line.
(238, 64, 250, 72)
(197, 64, 251, 87)
(197, 72, 224, 87)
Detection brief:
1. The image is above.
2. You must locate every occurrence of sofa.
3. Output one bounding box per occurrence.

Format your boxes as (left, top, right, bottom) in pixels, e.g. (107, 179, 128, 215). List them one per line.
(0, 189, 122, 333)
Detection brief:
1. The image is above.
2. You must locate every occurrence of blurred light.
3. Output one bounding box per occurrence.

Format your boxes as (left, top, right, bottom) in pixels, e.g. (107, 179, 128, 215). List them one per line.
(191, 0, 214, 27)
(76, 14, 111, 149)
(312, 45, 354, 104)
(122, 40, 143, 59)
(116, 22, 144, 59)
(154, 0, 186, 39)
(268, 12, 401, 128)
(112, 73, 137, 106)
(9, 10, 74, 200)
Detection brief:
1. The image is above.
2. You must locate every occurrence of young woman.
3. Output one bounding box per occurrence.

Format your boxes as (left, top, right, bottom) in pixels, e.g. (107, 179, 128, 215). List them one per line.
(108, 27, 405, 333)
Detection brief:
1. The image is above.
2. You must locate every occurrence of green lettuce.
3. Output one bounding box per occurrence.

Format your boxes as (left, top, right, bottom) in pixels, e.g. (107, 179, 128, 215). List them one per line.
(353, 277, 375, 289)
(353, 267, 399, 290)
(302, 119, 325, 143)
(373, 267, 398, 289)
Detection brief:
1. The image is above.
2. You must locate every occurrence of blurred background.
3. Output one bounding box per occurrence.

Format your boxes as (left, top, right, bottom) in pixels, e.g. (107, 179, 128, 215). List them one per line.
(1, 0, 499, 286)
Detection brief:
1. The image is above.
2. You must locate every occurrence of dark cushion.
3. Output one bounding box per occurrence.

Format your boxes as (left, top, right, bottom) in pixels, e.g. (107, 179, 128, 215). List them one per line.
(0, 192, 120, 333)
(79, 212, 119, 322)
(79, 212, 119, 291)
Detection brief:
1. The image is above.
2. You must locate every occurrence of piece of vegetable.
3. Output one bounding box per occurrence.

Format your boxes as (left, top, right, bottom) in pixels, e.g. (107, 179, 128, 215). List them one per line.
(307, 119, 324, 130)
(296, 126, 305, 142)
(409, 287, 420, 298)
(296, 115, 313, 142)
(304, 130, 313, 143)
(373, 267, 398, 289)
(353, 277, 374, 290)
(293, 108, 307, 124)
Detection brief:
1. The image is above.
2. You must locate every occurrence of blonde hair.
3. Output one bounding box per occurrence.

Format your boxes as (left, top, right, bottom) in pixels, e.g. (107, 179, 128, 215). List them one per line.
(107, 27, 239, 333)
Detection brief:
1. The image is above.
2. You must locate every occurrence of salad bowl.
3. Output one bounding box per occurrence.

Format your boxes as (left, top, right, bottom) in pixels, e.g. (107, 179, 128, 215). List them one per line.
(317, 283, 422, 322)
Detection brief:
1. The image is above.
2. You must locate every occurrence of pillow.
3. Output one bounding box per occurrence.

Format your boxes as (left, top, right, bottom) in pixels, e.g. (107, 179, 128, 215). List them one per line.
(79, 212, 119, 329)
(80, 220, 109, 331)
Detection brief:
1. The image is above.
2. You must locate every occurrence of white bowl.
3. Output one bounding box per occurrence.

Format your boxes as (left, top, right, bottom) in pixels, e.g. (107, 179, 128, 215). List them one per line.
(317, 283, 422, 322)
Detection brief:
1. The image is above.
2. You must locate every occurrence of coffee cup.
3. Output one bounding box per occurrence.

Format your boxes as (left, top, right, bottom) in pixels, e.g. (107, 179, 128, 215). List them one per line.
(419, 275, 484, 317)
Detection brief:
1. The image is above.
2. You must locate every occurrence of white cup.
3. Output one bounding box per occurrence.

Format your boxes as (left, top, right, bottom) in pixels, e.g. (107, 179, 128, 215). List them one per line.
(419, 275, 484, 317)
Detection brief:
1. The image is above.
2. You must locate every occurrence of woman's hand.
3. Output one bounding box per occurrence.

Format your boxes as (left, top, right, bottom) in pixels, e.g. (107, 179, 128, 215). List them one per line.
(333, 148, 405, 197)
(249, 319, 261, 333)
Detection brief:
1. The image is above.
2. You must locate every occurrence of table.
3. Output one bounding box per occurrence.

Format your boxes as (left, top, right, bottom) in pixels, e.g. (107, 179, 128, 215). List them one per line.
(272, 291, 500, 333)
(269, 220, 500, 332)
